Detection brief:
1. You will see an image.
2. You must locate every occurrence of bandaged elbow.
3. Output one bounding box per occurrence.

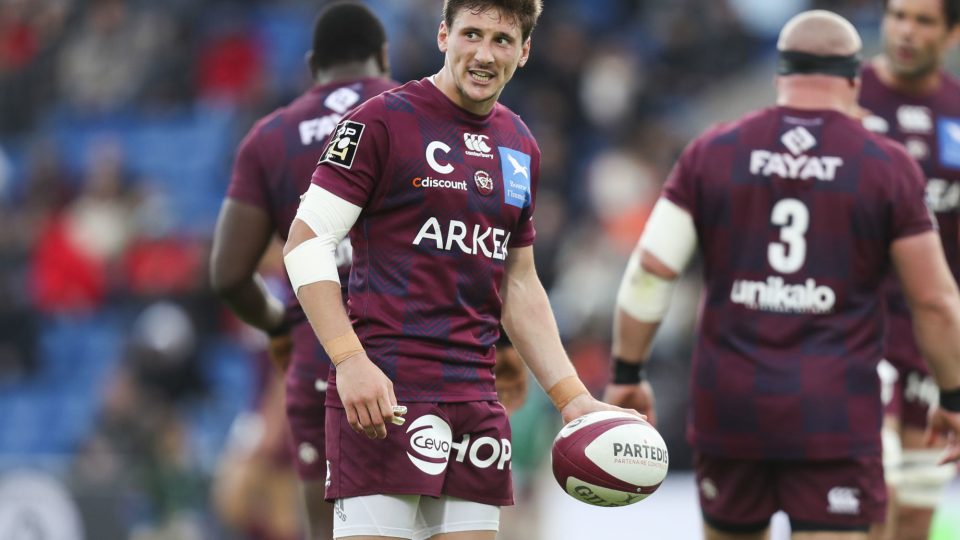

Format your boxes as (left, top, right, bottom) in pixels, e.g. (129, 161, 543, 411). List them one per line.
(616, 249, 677, 322)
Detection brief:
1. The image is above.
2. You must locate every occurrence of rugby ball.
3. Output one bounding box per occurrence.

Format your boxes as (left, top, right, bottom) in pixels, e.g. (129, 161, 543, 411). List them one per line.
(552, 411, 668, 507)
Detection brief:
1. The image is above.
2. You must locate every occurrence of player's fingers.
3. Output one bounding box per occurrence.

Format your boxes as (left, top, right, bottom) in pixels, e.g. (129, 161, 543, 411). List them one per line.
(355, 404, 377, 439)
(345, 406, 363, 435)
(924, 424, 938, 448)
(366, 401, 387, 439)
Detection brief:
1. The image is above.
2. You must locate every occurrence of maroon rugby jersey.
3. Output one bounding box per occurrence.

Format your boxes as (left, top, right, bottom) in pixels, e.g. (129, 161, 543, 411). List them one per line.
(311, 78, 540, 405)
(663, 106, 933, 459)
(226, 76, 397, 382)
(860, 64, 960, 371)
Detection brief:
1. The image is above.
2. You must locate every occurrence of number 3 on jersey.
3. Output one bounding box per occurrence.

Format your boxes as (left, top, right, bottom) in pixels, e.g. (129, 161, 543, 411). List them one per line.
(768, 198, 809, 274)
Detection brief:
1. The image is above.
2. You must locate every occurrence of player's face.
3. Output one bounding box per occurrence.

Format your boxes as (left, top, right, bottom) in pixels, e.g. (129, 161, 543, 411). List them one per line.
(882, 0, 956, 80)
(438, 6, 531, 115)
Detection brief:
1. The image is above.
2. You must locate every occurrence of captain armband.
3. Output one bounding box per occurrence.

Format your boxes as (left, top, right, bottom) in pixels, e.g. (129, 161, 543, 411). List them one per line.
(616, 197, 697, 322)
(283, 184, 362, 295)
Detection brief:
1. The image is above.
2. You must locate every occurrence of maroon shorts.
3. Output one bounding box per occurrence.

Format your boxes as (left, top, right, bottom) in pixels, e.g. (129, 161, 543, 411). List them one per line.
(883, 362, 936, 430)
(695, 453, 887, 533)
(285, 373, 328, 481)
(325, 401, 513, 506)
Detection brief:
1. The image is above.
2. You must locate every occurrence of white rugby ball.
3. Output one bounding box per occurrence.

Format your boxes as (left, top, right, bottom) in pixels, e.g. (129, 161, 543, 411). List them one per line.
(552, 411, 669, 507)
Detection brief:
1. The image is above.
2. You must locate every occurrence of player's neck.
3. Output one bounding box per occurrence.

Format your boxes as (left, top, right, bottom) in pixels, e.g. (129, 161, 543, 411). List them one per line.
(874, 56, 941, 96)
(777, 85, 854, 115)
(313, 59, 384, 86)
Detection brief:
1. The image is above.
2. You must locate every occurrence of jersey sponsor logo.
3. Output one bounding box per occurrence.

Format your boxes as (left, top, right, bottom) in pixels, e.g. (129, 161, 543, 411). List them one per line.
(898, 105, 933, 133)
(426, 141, 455, 174)
(299, 113, 343, 145)
(411, 176, 468, 191)
(925, 178, 960, 212)
(474, 169, 494, 196)
(324, 87, 361, 114)
(826, 487, 861, 515)
(749, 151, 843, 181)
(862, 115, 889, 134)
(498, 147, 531, 208)
(406, 414, 452, 475)
(730, 277, 836, 314)
(412, 217, 510, 260)
(322, 120, 365, 169)
(937, 117, 960, 169)
(781, 126, 817, 155)
(451, 433, 512, 470)
(464, 133, 494, 158)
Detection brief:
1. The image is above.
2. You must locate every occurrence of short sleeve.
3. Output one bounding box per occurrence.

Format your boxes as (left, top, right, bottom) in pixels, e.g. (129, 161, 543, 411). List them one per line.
(889, 147, 936, 239)
(509, 141, 540, 248)
(311, 99, 389, 208)
(662, 136, 703, 216)
(226, 126, 270, 209)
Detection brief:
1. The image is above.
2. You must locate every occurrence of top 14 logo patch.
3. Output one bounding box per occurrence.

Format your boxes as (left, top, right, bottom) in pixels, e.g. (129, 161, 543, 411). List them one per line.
(322, 120, 365, 169)
(498, 147, 531, 208)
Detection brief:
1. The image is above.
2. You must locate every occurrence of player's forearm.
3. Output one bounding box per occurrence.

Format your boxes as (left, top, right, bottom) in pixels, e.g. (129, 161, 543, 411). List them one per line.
(214, 273, 286, 334)
(501, 271, 578, 392)
(295, 280, 355, 344)
(612, 309, 660, 364)
(912, 295, 960, 390)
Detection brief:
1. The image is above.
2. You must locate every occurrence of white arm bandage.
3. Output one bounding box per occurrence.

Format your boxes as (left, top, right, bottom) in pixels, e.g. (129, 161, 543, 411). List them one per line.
(616, 197, 697, 322)
(283, 184, 362, 295)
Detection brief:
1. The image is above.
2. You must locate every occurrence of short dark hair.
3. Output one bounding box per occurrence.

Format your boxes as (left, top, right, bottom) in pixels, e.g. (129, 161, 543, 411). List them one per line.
(311, 1, 386, 70)
(883, 0, 960, 28)
(443, 0, 543, 41)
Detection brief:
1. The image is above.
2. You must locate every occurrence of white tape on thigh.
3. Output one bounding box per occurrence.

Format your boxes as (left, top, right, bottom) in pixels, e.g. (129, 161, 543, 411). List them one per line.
(896, 449, 956, 508)
(413, 496, 500, 540)
(333, 494, 420, 539)
(881, 425, 903, 486)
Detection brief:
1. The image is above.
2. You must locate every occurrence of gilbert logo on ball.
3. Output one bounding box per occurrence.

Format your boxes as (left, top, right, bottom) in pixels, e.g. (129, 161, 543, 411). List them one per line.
(552, 411, 668, 507)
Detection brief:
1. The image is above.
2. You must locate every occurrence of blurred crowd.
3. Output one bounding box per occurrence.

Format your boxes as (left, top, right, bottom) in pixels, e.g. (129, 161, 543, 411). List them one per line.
(0, 0, 900, 538)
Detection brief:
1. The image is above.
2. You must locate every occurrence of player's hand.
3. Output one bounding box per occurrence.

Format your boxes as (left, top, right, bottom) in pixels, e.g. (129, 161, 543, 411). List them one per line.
(603, 381, 657, 427)
(494, 346, 527, 414)
(334, 353, 400, 440)
(559, 393, 646, 425)
(924, 406, 960, 464)
(266, 333, 293, 374)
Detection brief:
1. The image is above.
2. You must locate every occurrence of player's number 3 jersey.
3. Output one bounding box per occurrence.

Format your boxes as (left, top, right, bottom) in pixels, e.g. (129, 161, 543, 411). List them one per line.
(311, 78, 541, 406)
(663, 107, 933, 460)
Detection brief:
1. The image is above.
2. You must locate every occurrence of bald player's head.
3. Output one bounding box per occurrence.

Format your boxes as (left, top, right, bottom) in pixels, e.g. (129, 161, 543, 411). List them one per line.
(777, 10, 862, 80)
(779, 10, 862, 56)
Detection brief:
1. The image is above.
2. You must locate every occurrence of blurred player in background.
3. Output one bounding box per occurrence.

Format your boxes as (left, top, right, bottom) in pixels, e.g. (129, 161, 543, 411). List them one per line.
(858, 1, 960, 538)
(282, 0, 635, 538)
(210, 3, 395, 538)
(605, 10, 960, 540)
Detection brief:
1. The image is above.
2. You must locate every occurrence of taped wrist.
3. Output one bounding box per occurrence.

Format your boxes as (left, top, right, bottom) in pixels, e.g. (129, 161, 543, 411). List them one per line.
(322, 332, 365, 367)
(940, 387, 960, 413)
(612, 357, 647, 384)
(547, 376, 589, 410)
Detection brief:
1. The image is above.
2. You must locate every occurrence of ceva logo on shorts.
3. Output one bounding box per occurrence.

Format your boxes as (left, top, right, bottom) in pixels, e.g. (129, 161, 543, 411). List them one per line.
(406, 415, 453, 476)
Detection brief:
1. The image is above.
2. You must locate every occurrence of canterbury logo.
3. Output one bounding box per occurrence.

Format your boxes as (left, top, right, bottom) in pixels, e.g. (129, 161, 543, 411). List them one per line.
(464, 133, 492, 156)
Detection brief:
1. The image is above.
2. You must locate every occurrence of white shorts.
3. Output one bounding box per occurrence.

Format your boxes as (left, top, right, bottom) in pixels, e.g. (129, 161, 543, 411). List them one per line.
(332, 494, 500, 540)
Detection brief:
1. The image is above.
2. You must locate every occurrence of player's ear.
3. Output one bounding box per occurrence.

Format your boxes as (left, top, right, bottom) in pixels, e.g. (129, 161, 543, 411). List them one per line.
(518, 37, 531, 68)
(438, 21, 449, 53)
